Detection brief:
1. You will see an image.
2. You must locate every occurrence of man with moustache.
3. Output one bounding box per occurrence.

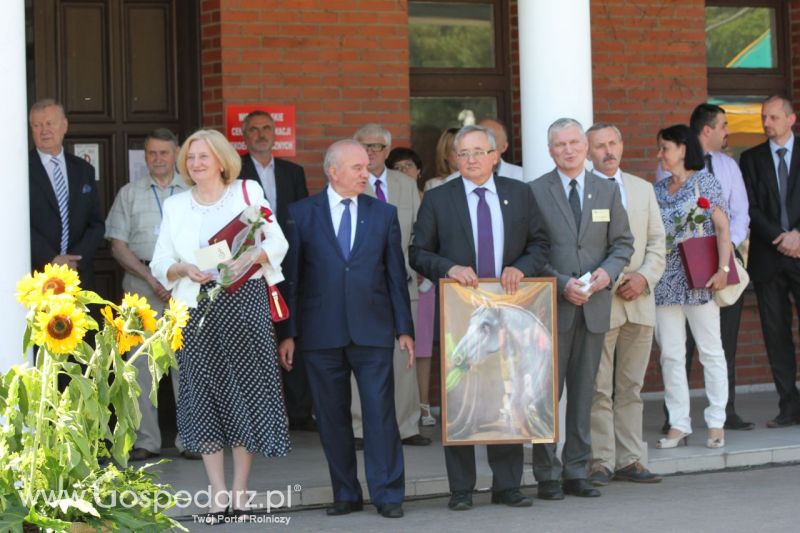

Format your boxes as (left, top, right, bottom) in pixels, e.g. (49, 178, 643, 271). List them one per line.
(279, 140, 414, 518)
(410, 125, 549, 511)
(740, 95, 800, 427)
(238, 109, 313, 431)
(585, 123, 665, 486)
(529, 118, 633, 500)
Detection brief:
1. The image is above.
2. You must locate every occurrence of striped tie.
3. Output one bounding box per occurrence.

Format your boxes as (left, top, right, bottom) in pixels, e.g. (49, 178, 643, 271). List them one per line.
(51, 157, 70, 254)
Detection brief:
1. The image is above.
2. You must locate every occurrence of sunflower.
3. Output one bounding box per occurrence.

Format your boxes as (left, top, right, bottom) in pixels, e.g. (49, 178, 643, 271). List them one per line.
(164, 298, 189, 352)
(121, 293, 158, 333)
(17, 264, 81, 309)
(34, 299, 88, 354)
(101, 305, 142, 354)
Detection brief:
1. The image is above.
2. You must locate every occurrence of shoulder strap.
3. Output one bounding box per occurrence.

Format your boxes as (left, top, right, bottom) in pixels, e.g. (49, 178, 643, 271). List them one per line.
(242, 180, 250, 206)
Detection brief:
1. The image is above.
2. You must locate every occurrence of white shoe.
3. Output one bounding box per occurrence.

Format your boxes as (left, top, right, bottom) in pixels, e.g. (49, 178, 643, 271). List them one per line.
(420, 403, 436, 426)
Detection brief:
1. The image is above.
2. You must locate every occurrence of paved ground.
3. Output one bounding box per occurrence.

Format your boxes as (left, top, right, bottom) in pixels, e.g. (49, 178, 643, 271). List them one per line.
(182, 463, 800, 532)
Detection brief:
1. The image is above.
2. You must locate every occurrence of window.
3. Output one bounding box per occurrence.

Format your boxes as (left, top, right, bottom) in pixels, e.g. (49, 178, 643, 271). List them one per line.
(408, 1, 511, 181)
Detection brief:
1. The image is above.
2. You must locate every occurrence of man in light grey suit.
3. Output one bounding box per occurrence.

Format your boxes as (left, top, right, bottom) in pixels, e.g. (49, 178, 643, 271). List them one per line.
(585, 123, 665, 486)
(529, 118, 634, 500)
(350, 124, 430, 447)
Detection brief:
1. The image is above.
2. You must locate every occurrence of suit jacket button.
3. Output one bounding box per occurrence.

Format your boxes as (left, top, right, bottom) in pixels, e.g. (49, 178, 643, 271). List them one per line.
(345, 267, 350, 272)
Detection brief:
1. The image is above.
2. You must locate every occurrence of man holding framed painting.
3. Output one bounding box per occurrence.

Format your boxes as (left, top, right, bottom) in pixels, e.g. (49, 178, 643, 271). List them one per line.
(410, 124, 550, 511)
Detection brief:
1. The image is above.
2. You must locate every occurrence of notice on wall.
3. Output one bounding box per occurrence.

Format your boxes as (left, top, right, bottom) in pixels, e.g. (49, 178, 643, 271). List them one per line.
(74, 144, 100, 181)
(128, 149, 148, 183)
(225, 104, 297, 157)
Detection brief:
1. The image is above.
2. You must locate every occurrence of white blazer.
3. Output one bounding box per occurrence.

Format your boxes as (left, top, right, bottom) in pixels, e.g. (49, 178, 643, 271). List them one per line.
(151, 179, 288, 307)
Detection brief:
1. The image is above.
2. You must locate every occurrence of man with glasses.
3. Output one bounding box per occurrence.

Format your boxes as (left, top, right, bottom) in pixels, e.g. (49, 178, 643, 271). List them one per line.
(410, 125, 549, 511)
(349, 124, 430, 448)
(529, 118, 633, 500)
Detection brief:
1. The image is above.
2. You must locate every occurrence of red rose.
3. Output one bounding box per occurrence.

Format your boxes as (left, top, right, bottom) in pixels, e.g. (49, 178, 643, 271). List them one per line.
(697, 197, 711, 209)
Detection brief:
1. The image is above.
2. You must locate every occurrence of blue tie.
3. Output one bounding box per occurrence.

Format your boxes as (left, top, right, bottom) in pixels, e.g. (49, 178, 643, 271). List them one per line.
(51, 157, 70, 254)
(474, 187, 495, 277)
(337, 198, 352, 260)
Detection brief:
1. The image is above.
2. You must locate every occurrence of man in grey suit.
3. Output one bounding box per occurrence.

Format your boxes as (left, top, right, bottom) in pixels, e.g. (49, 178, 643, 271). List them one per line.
(410, 125, 550, 511)
(529, 118, 634, 500)
(350, 124, 430, 448)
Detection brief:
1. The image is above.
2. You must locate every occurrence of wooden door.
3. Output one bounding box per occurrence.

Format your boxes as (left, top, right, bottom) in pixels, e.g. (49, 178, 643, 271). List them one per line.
(28, 0, 200, 301)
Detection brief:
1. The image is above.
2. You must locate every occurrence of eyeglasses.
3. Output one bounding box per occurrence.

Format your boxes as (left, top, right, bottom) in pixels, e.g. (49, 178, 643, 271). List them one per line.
(362, 143, 387, 152)
(393, 161, 418, 172)
(456, 149, 495, 160)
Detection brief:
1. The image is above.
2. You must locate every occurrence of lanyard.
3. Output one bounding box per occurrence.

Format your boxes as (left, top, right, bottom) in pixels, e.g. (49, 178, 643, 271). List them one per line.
(151, 184, 176, 219)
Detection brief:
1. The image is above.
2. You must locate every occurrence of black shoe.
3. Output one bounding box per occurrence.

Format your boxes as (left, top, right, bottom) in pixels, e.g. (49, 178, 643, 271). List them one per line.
(447, 491, 473, 511)
(377, 503, 404, 518)
(614, 462, 662, 483)
(587, 466, 613, 486)
(766, 413, 800, 428)
(129, 448, 159, 461)
(326, 500, 363, 516)
(401, 434, 432, 446)
(724, 414, 755, 430)
(180, 450, 202, 460)
(289, 417, 318, 432)
(354, 438, 364, 451)
(536, 480, 564, 500)
(661, 420, 670, 435)
(563, 479, 601, 497)
(197, 508, 229, 526)
(491, 488, 533, 507)
(230, 508, 255, 523)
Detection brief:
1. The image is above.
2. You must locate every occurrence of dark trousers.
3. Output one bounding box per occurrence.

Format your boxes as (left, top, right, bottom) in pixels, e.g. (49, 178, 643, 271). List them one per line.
(445, 444, 523, 493)
(753, 264, 800, 417)
(303, 344, 404, 506)
(281, 352, 313, 422)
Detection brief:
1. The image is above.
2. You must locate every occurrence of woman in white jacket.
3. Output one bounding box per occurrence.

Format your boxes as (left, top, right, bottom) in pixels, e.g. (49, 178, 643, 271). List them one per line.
(151, 129, 290, 522)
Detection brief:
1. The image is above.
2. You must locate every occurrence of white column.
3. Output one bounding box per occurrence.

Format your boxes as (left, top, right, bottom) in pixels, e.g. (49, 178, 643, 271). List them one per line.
(518, 0, 594, 180)
(0, 1, 32, 373)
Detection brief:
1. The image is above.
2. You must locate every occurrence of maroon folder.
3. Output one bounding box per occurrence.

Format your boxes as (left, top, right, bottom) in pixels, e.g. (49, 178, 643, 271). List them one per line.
(677, 235, 739, 289)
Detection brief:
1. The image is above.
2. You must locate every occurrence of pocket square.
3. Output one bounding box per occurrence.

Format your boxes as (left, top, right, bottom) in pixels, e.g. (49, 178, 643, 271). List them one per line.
(81, 184, 93, 194)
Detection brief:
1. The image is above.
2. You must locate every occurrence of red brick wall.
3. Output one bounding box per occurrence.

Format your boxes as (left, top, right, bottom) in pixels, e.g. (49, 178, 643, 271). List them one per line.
(200, 0, 412, 191)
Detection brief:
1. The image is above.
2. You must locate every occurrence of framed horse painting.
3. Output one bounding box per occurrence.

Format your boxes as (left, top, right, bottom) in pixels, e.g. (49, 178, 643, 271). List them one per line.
(439, 278, 559, 445)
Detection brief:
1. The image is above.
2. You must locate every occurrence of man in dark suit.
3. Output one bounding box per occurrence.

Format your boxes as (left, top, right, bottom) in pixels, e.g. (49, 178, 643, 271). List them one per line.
(740, 94, 800, 428)
(28, 98, 104, 288)
(278, 139, 414, 519)
(237, 109, 313, 430)
(529, 118, 633, 500)
(409, 125, 550, 511)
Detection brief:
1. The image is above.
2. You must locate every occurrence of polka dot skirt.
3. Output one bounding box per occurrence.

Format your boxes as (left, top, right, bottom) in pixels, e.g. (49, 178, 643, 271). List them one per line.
(176, 279, 291, 457)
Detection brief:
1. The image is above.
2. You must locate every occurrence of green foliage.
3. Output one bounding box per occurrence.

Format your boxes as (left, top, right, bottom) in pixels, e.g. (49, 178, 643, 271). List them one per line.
(409, 24, 494, 68)
(1, 279, 188, 532)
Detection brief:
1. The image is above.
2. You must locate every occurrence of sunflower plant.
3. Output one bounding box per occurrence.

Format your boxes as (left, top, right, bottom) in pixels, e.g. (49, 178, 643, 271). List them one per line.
(0, 264, 190, 532)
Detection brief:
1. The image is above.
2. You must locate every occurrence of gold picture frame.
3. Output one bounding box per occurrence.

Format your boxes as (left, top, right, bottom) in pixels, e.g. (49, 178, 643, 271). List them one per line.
(440, 278, 559, 445)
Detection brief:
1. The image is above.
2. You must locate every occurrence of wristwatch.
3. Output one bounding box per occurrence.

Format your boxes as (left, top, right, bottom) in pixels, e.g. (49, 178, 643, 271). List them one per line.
(719, 264, 730, 273)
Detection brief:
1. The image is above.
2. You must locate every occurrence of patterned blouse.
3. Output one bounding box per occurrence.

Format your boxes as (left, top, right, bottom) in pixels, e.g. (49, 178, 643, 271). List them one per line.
(654, 169, 727, 306)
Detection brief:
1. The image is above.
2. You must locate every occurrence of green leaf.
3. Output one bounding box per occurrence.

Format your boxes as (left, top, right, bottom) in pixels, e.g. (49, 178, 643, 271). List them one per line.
(694, 214, 706, 224)
(76, 290, 114, 308)
(24, 506, 72, 531)
(22, 323, 32, 353)
(50, 497, 100, 517)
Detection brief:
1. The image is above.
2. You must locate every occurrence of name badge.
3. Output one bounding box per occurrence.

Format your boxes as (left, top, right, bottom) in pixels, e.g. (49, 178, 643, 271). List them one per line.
(592, 209, 610, 222)
(194, 241, 232, 271)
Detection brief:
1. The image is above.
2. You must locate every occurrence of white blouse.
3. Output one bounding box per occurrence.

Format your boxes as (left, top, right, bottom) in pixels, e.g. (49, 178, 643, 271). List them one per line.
(151, 179, 288, 308)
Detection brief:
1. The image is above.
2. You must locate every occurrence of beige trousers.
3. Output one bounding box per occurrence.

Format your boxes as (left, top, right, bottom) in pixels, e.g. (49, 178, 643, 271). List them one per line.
(590, 322, 653, 471)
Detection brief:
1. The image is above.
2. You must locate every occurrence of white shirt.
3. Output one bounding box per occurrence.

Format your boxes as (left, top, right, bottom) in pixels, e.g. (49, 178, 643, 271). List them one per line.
(252, 157, 277, 210)
(462, 175, 505, 277)
(369, 167, 389, 203)
(497, 159, 525, 182)
(593, 168, 627, 209)
(769, 134, 794, 192)
(557, 169, 585, 209)
(38, 148, 69, 199)
(327, 186, 358, 249)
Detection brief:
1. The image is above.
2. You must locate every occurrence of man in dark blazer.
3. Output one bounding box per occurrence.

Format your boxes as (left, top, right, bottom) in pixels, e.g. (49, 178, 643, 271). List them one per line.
(237, 109, 313, 430)
(409, 125, 550, 511)
(740, 94, 800, 428)
(278, 140, 414, 519)
(529, 118, 633, 500)
(28, 98, 104, 288)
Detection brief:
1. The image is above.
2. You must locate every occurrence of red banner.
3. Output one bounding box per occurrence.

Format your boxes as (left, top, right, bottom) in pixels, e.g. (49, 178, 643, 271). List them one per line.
(225, 104, 296, 157)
